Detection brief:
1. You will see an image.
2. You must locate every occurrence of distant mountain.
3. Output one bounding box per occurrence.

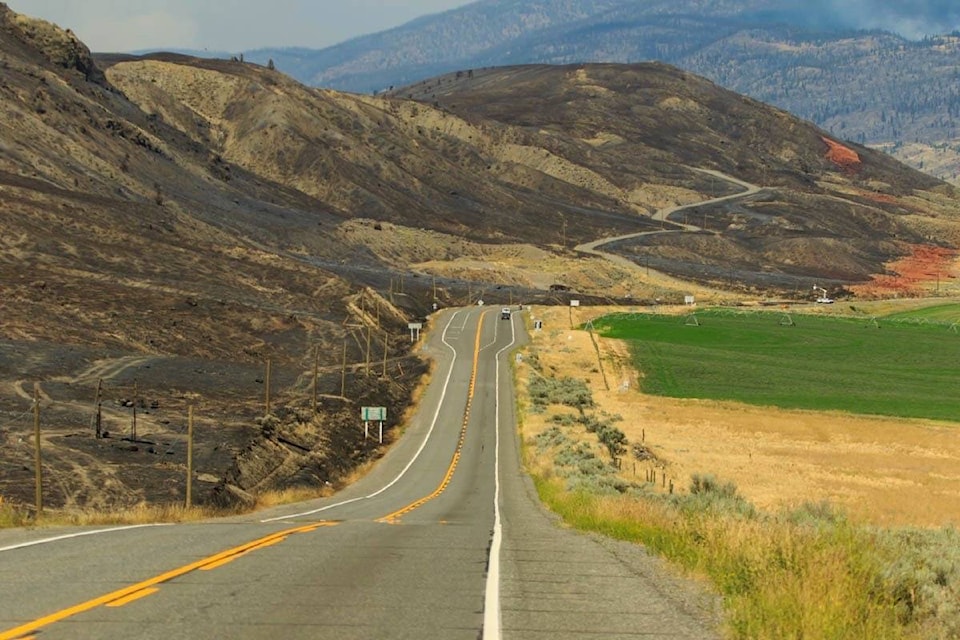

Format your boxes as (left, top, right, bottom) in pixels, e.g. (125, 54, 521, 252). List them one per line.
(243, 0, 960, 181)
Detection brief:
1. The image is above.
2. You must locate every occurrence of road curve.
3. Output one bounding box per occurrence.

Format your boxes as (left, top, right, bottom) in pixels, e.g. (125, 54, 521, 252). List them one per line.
(575, 168, 763, 263)
(0, 307, 719, 639)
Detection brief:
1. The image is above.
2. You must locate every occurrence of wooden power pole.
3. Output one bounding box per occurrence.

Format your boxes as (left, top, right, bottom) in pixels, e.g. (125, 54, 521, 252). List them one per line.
(264, 358, 272, 416)
(186, 405, 194, 509)
(312, 345, 320, 415)
(33, 384, 42, 516)
(340, 340, 347, 398)
(94, 378, 103, 439)
(131, 379, 138, 441)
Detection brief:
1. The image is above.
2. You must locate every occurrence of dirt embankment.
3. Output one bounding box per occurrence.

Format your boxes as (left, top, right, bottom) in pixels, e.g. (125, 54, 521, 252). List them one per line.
(822, 136, 862, 171)
(851, 244, 960, 298)
(0, 339, 429, 513)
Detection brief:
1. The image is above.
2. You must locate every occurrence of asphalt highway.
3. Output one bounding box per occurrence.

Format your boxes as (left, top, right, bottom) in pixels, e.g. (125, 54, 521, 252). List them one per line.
(0, 307, 719, 639)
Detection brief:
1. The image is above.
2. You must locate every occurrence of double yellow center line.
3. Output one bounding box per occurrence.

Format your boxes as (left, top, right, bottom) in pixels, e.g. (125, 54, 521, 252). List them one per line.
(376, 311, 485, 523)
(0, 522, 336, 640)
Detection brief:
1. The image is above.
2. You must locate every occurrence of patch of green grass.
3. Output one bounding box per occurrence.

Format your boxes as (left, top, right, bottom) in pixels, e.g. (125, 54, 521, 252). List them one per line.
(883, 303, 960, 324)
(594, 311, 960, 421)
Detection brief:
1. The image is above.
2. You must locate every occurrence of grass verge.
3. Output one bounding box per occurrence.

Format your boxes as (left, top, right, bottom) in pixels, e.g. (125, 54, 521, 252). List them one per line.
(534, 477, 917, 639)
(0, 485, 336, 530)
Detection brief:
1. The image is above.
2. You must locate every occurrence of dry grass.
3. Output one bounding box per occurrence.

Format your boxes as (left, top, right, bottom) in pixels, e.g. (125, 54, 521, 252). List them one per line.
(2, 502, 222, 529)
(253, 486, 335, 510)
(538, 481, 909, 639)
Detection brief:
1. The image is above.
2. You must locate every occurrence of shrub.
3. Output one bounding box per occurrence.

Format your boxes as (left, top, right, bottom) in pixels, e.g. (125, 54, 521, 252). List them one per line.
(681, 474, 756, 519)
(690, 473, 738, 498)
(0, 502, 30, 528)
(535, 426, 568, 451)
(554, 442, 596, 468)
(877, 527, 960, 636)
(782, 500, 848, 528)
(549, 413, 577, 427)
(596, 424, 627, 459)
(528, 375, 593, 411)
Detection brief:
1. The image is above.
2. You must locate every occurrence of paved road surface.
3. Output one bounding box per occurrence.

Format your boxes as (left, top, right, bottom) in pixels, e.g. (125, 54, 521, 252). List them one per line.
(0, 307, 719, 639)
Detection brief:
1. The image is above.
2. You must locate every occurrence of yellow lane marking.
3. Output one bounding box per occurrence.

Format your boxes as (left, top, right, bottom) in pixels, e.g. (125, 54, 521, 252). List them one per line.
(199, 536, 287, 571)
(377, 311, 486, 524)
(105, 587, 160, 608)
(0, 522, 337, 640)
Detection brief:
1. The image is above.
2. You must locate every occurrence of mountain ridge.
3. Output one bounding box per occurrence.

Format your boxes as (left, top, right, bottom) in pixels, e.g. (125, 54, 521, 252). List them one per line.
(239, 0, 960, 181)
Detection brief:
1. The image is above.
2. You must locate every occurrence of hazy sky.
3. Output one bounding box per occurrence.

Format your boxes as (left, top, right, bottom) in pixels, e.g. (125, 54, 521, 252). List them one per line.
(6, 0, 473, 52)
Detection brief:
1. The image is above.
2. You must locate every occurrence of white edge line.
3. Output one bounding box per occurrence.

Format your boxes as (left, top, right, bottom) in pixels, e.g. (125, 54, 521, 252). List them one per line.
(483, 313, 516, 640)
(0, 523, 173, 554)
(260, 310, 466, 523)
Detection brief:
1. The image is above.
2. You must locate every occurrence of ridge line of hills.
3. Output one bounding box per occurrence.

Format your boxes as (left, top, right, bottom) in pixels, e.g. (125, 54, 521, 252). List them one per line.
(234, 0, 960, 183)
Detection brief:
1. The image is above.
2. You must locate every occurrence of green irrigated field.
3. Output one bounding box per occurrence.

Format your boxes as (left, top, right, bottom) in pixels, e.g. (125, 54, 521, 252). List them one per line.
(882, 303, 960, 324)
(593, 309, 960, 421)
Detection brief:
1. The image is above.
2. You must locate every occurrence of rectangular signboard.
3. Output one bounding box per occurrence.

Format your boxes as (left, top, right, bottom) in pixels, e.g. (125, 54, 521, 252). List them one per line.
(570, 300, 581, 307)
(362, 406, 387, 421)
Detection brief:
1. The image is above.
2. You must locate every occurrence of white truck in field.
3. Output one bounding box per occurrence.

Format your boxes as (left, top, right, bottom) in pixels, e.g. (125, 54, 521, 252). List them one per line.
(813, 285, 834, 304)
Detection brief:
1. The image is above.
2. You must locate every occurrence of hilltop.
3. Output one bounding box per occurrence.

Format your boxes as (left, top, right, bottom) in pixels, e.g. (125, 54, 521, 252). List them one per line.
(245, 0, 960, 181)
(1, 3, 958, 512)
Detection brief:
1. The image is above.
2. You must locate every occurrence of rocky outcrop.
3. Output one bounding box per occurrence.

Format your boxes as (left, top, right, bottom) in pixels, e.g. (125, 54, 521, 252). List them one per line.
(0, 3, 103, 81)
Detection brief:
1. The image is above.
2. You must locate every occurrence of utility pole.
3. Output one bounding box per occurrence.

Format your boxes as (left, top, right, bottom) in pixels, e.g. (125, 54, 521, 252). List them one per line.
(93, 378, 103, 439)
(340, 340, 347, 398)
(264, 358, 272, 416)
(33, 384, 42, 516)
(312, 345, 320, 415)
(131, 379, 138, 441)
(382, 333, 389, 378)
(365, 327, 372, 375)
(186, 406, 194, 509)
